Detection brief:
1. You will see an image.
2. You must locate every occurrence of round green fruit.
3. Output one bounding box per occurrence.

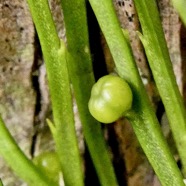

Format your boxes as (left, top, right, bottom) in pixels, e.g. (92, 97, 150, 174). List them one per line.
(88, 75, 132, 123)
(33, 151, 61, 183)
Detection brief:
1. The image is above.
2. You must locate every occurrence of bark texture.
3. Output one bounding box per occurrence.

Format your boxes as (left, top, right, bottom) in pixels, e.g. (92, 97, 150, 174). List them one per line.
(0, 1, 35, 185)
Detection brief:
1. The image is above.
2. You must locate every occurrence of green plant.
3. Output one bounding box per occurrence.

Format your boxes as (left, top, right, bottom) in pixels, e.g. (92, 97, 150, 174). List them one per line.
(171, 0, 186, 26)
(0, 0, 186, 186)
(134, 0, 186, 175)
(33, 152, 61, 184)
(88, 0, 185, 185)
(27, 0, 118, 185)
(0, 117, 55, 186)
(88, 75, 132, 123)
(0, 179, 3, 186)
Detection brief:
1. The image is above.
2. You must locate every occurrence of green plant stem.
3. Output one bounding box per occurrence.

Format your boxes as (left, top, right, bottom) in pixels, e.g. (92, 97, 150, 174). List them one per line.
(59, 0, 118, 185)
(0, 179, 3, 186)
(133, 0, 186, 175)
(26, 1, 84, 185)
(88, 0, 184, 185)
(171, 0, 186, 26)
(0, 117, 54, 186)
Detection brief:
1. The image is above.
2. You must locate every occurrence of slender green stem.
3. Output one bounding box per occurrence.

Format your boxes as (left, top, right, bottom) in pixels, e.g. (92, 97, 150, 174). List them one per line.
(0, 179, 3, 186)
(171, 0, 186, 26)
(0, 117, 54, 186)
(88, 0, 184, 185)
(27, 1, 84, 185)
(133, 0, 186, 175)
(59, 0, 118, 185)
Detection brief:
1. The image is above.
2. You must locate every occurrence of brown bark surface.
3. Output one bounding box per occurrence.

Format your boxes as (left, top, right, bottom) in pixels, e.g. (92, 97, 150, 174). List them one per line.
(0, 1, 35, 185)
